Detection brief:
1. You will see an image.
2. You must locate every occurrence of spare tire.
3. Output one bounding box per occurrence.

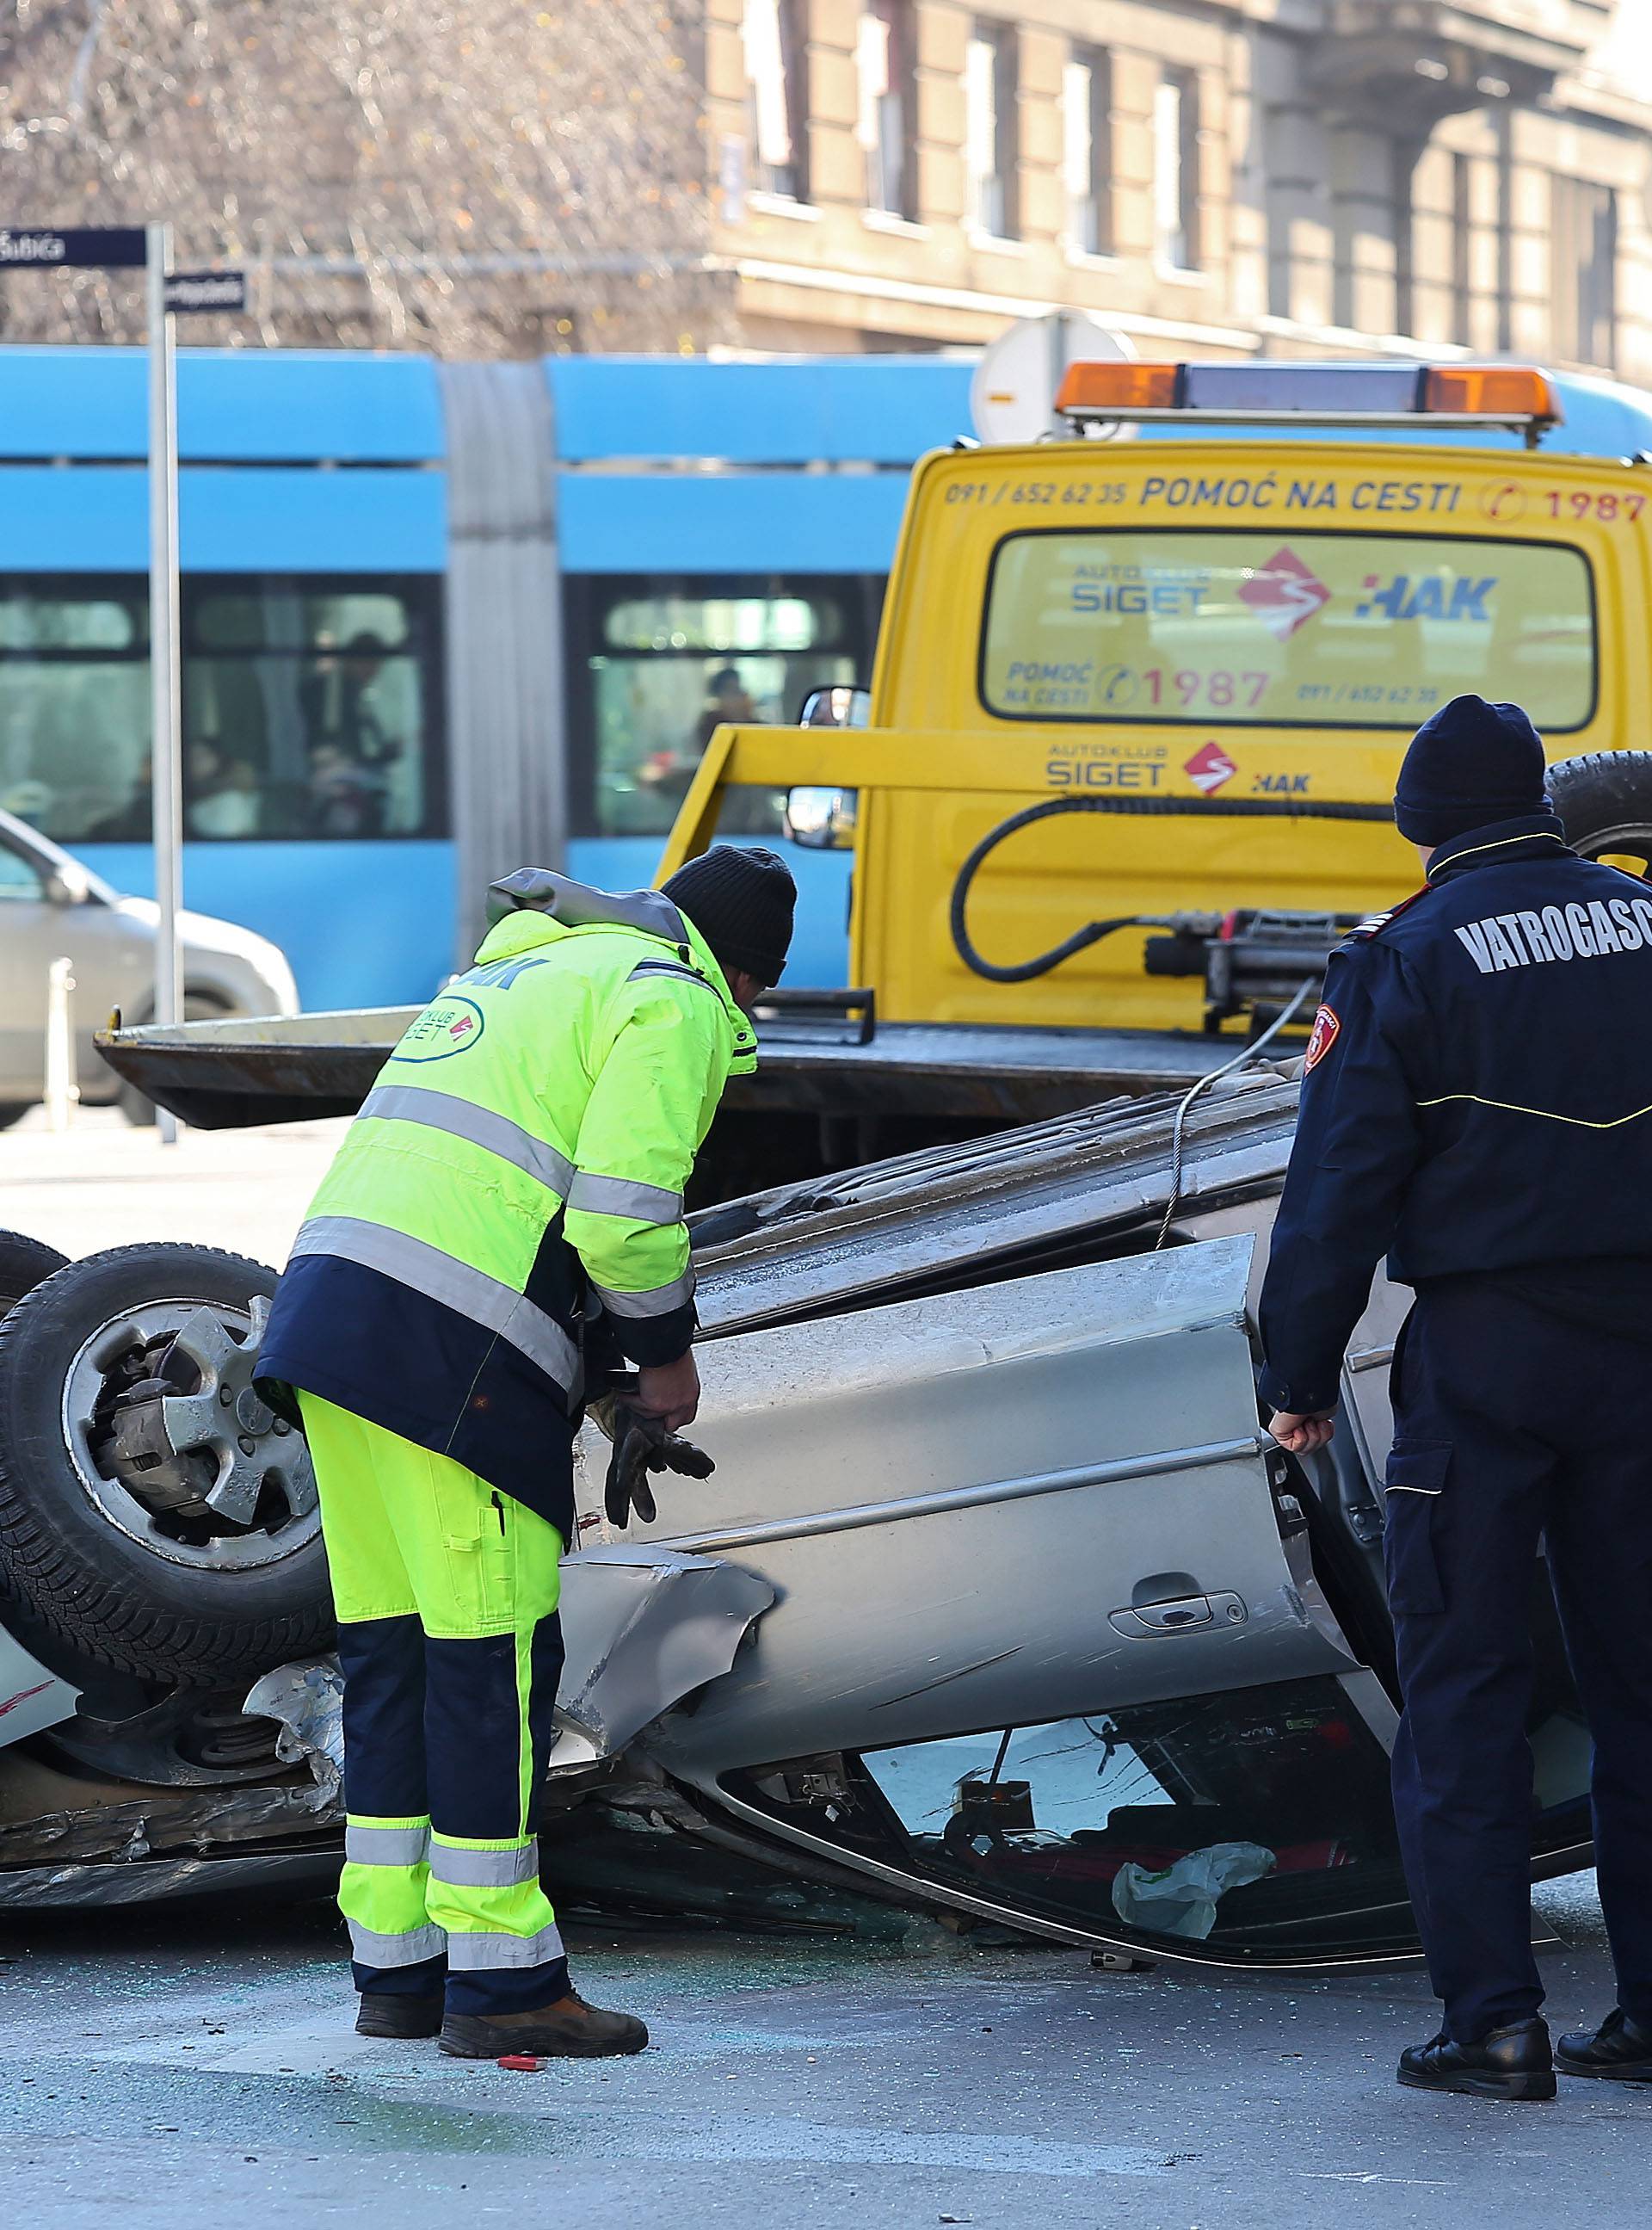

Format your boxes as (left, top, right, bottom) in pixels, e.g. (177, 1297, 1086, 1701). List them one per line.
(0, 1245, 332, 1683)
(0, 1229, 69, 1322)
(1548, 751, 1652, 874)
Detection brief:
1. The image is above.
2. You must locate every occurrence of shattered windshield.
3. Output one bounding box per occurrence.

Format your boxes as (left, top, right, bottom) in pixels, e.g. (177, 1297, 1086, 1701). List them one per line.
(855, 1680, 1417, 1957)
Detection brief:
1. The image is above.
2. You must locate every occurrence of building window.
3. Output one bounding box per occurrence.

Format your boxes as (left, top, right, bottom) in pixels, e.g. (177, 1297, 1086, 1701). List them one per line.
(858, 1, 918, 219)
(965, 21, 1019, 240)
(1063, 46, 1113, 256)
(1552, 176, 1618, 371)
(743, 0, 810, 202)
(1154, 67, 1200, 271)
(0, 574, 445, 843)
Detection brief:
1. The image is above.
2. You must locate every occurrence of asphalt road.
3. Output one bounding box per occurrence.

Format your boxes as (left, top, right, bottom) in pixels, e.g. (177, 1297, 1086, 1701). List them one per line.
(0, 1874, 1643, 2229)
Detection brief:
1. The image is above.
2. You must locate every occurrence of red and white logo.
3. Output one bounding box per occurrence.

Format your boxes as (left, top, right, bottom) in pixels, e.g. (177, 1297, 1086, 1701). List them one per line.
(1183, 740, 1237, 794)
(0, 1679, 53, 1721)
(1304, 1004, 1341, 1072)
(1238, 547, 1333, 641)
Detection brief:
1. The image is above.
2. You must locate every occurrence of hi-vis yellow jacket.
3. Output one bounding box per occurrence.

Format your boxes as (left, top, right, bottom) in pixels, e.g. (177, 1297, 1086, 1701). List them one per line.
(257, 872, 755, 1538)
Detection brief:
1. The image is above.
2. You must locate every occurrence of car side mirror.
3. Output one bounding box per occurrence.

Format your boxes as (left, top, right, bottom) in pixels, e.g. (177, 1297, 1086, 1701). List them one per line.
(790, 687, 867, 849)
(798, 684, 871, 730)
(43, 863, 89, 905)
(784, 787, 859, 850)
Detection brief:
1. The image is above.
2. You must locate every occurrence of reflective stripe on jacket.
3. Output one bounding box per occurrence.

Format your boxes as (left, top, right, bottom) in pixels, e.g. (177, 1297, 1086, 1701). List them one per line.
(256, 876, 755, 1538)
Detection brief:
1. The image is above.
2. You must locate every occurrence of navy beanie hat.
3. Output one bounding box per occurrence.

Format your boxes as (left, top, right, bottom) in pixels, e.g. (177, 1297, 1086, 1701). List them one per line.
(662, 844, 797, 985)
(1393, 694, 1554, 847)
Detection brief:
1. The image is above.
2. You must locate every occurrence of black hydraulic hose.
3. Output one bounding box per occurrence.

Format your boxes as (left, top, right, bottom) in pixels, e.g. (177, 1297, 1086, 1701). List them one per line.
(949, 797, 1151, 983)
(949, 791, 1393, 984)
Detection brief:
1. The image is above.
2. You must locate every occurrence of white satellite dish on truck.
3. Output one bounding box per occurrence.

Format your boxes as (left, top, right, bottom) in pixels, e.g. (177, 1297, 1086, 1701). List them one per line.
(970, 311, 1135, 444)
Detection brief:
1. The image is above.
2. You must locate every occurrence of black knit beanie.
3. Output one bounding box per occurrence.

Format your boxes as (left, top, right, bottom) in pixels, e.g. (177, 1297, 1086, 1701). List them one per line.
(1394, 695, 1554, 846)
(662, 845, 798, 985)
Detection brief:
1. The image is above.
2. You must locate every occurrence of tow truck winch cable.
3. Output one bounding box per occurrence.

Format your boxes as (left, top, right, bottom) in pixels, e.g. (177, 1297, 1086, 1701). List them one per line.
(949, 792, 1390, 984)
(1155, 974, 1316, 1251)
(946, 792, 1366, 1244)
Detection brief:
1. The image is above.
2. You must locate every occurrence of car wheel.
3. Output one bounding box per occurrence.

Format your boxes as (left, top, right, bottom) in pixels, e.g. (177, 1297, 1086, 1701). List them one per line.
(0, 1244, 333, 1683)
(0, 1105, 29, 1132)
(119, 992, 232, 1127)
(1548, 751, 1652, 874)
(0, 1229, 69, 1322)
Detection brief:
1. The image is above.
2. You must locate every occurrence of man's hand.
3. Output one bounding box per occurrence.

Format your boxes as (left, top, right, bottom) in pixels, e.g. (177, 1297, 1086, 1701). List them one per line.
(635, 1350, 700, 1433)
(1269, 1409, 1335, 1456)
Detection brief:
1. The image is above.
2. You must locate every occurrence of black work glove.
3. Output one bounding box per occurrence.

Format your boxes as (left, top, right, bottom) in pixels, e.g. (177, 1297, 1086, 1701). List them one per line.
(589, 1383, 715, 1529)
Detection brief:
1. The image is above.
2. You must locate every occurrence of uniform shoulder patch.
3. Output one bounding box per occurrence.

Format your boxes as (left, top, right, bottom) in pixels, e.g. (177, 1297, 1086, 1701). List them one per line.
(1304, 1004, 1341, 1072)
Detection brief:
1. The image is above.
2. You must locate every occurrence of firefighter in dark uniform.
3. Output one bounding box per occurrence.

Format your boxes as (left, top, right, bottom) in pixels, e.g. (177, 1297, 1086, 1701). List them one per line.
(1259, 695, 1652, 2102)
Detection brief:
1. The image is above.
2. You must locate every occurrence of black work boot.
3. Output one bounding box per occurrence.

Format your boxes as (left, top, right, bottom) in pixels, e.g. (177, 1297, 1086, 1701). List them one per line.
(355, 1990, 446, 2041)
(1556, 2008, 1652, 2082)
(1397, 2017, 1556, 2101)
(441, 1989, 649, 2060)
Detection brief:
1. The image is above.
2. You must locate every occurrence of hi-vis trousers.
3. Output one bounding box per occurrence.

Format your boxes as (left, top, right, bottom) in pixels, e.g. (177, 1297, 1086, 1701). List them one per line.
(300, 1395, 570, 2015)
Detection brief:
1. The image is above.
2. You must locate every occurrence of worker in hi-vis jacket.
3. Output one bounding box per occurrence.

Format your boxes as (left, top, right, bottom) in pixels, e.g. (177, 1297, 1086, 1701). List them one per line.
(257, 845, 795, 2059)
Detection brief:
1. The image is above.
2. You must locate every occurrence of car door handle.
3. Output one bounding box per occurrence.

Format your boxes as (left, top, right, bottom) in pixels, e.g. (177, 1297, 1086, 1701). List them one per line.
(1108, 1591, 1247, 1639)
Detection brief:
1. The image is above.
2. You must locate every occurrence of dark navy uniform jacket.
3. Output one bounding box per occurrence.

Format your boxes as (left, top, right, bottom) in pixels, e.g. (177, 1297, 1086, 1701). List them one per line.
(1258, 812, 1652, 1417)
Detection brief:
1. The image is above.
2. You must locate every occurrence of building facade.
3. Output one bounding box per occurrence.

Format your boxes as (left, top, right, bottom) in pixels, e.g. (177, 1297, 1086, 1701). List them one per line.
(712, 0, 1652, 378)
(2, 1, 1649, 378)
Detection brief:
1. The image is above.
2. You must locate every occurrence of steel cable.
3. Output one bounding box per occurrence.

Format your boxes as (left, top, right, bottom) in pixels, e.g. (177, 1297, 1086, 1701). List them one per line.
(1154, 977, 1317, 1250)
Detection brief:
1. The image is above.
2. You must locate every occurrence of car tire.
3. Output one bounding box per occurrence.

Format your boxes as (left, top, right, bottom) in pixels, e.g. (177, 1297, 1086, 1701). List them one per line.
(1548, 752, 1652, 874)
(118, 991, 233, 1127)
(0, 1229, 70, 1323)
(0, 1105, 29, 1132)
(0, 1244, 333, 1683)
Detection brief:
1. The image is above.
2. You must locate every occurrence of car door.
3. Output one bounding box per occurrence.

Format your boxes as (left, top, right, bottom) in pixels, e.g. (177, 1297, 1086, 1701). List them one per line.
(0, 822, 153, 1105)
(580, 1234, 1420, 1965)
(0, 833, 57, 1101)
(50, 895, 154, 1102)
(585, 1231, 1361, 1741)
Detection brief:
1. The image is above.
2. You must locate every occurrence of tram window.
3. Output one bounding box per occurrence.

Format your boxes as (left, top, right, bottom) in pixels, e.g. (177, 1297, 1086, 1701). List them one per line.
(0, 574, 444, 843)
(567, 573, 882, 838)
(0, 579, 150, 837)
(186, 584, 436, 841)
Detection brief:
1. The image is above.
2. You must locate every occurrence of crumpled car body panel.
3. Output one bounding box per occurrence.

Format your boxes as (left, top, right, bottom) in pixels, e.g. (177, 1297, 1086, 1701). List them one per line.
(626, 1239, 1353, 1770)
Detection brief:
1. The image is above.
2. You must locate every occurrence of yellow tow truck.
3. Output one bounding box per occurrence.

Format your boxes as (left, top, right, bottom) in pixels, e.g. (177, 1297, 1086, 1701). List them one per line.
(104, 358, 1652, 1199)
(642, 357, 1652, 1188)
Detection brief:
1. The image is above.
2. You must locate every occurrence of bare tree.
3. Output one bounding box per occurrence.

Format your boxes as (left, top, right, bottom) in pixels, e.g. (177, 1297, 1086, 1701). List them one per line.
(0, 0, 737, 352)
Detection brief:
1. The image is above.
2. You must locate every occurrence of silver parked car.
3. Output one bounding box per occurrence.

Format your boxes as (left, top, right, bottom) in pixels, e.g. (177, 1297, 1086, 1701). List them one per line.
(0, 808, 298, 1125)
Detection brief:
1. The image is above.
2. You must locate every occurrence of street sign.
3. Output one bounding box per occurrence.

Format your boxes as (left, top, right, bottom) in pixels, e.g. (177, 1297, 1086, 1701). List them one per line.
(165, 269, 246, 314)
(1, 218, 186, 1139)
(0, 225, 147, 268)
(144, 222, 185, 1145)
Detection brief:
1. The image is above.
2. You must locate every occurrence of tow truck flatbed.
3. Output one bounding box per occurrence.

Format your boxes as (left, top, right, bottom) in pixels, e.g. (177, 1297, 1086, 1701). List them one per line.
(96, 1009, 1244, 1132)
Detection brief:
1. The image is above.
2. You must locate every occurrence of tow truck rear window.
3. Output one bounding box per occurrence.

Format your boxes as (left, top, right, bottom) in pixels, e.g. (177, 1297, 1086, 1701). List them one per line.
(980, 529, 1596, 731)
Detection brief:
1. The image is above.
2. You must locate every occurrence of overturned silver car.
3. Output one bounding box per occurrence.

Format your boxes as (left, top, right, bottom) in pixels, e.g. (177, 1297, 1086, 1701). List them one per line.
(0, 1073, 1593, 1966)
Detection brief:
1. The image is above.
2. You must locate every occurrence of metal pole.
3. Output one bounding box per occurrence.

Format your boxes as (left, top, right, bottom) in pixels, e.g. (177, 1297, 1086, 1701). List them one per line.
(43, 957, 78, 1134)
(145, 220, 183, 1145)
